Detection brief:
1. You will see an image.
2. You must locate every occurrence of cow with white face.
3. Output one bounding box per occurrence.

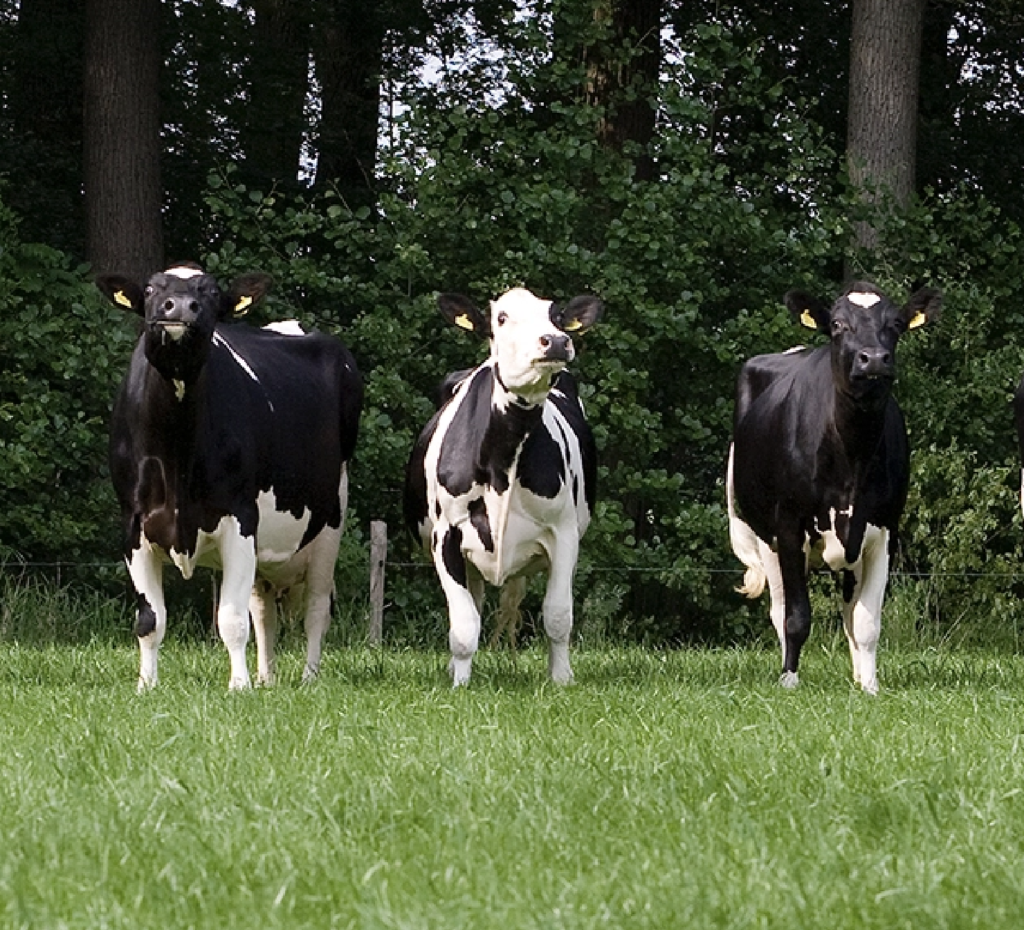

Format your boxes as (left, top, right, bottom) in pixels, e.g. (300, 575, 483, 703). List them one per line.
(404, 287, 603, 686)
(727, 281, 941, 693)
(98, 264, 363, 690)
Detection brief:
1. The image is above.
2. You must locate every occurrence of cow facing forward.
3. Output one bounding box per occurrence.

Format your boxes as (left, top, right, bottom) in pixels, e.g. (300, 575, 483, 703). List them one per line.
(98, 265, 362, 689)
(727, 282, 940, 693)
(404, 288, 603, 686)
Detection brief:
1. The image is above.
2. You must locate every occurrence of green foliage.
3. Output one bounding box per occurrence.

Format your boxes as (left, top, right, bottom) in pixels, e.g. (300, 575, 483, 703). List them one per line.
(0, 194, 132, 570)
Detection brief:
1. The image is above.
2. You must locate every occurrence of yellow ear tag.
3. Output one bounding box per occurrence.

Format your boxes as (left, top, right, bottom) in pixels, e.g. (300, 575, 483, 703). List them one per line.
(454, 313, 475, 331)
(234, 295, 254, 315)
(563, 319, 583, 332)
(800, 309, 818, 329)
(113, 290, 134, 309)
(907, 311, 927, 330)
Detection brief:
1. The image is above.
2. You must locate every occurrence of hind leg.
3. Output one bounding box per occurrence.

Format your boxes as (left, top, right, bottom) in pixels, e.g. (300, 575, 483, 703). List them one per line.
(250, 579, 279, 686)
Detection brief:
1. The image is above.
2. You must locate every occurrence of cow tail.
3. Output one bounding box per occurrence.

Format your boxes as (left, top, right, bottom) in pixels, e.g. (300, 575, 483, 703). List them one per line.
(726, 445, 767, 599)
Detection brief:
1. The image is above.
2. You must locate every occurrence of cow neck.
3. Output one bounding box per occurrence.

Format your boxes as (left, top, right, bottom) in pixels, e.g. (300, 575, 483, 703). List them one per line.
(831, 388, 888, 463)
(478, 362, 545, 494)
(136, 359, 207, 467)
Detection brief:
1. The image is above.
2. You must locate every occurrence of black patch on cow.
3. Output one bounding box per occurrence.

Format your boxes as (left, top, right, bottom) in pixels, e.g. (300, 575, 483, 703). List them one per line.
(842, 570, 857, 604)
(519, 424, 565, 499)
(135, 592, 157, 638)
(441, 525, 467, 588)
(468, 497, 494, 551)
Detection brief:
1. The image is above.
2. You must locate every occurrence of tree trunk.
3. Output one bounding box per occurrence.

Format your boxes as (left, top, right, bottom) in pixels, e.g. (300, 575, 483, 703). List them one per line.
(847, 0, 927, 249)
(83, 0, 164, 279)
(241, 0, 312, 189)
(584, 0, 662, 181)
(312, 0, 383, 207)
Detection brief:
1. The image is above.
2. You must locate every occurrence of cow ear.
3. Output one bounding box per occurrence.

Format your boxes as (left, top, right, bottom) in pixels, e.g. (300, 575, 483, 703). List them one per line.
(902, 286, 942, 331)
(784, 290, 829, 333)
(226, 273, 273, 318)
(438, 293, 489, 337)
(95, 274, 144, 316)
(553, 295, 603, 333)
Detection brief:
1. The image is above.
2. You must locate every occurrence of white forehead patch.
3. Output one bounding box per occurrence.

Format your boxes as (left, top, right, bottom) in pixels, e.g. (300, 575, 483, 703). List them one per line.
(263, 320, 306, 336)
(848, 291, 881, 308)
(491, 287, 552, 320)
(164, 265, 205, 280)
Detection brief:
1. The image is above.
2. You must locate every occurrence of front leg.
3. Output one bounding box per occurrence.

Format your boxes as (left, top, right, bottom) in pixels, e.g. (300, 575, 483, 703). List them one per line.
(434, 524, 481, 687)
(841, 528, 889, 695)
(126, 539, 166, 691)
(217, 518, 258, 690)
(542, 536, 579, 685)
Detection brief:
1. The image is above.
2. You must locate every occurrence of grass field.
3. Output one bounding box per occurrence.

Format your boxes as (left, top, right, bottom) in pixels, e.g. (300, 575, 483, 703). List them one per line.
(2, 639, 1023, 929)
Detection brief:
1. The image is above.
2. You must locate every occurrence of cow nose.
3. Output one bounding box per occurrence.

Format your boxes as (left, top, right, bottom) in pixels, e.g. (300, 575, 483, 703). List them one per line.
(855, 348, 892, 377)
(541, 333, 573, 361)
(160, 296, 199, 322)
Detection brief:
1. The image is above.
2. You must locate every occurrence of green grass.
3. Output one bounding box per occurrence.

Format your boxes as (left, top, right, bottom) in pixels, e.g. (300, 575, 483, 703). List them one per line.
(2, 641, 1024, 929)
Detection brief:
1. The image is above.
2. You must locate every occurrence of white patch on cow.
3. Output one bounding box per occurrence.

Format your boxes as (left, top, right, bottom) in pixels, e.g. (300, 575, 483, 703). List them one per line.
(212, 332, 259, 382)
(212, 332, 271, 411)
(783, 345, 806, 355)
(264, 320, 306, 336)
(173, 380, 186, 401)
(255, 488, 312, 566)
(165, 265, 204, 280)
(848, 291, 881, 308)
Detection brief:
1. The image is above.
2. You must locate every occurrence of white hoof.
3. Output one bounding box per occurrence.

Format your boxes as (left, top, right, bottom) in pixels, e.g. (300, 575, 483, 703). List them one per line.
(860, 678, 879, 696)
(228, 675, 251, 691)
(779, 671, 800, 689)
(450, 656, 472, 687)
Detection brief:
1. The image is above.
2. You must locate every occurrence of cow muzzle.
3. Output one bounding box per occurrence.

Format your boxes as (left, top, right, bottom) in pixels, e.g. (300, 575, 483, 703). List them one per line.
(852, 348, 894, 382)
(539, 333, 574, 364)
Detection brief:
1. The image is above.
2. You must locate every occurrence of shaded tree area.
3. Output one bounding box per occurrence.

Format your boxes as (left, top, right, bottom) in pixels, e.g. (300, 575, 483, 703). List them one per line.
(1, 0, 1023, 646)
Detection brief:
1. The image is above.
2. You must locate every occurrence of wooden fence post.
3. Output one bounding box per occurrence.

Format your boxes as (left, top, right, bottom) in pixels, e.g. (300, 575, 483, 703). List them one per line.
(368, 520, 386, 645)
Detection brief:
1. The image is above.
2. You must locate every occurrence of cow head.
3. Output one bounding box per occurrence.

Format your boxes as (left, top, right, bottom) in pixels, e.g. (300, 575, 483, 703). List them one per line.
(96, 265, 272, 383)
(438, 288, 602, 404)
(785, 281, 941, 409)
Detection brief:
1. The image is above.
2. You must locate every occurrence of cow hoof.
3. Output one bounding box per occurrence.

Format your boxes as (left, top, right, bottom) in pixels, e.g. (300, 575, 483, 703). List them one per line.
(450, 656, 473, 687)
(860, 679, 879, 696)
(779, 671, 800, 689)
(550, 667, 575, 686)
(228, 676, 251, 691)
(136, 677, 157, 693)
(301, 665, 320, 685)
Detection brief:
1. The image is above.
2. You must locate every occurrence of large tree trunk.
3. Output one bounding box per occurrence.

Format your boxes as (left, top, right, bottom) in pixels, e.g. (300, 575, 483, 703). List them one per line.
(847, 0, 927, 249)
(584, 0, 662, 181)
(312, 0, 384, 207)
(241, 0, 312, 189)
(83, 0, 164, 279)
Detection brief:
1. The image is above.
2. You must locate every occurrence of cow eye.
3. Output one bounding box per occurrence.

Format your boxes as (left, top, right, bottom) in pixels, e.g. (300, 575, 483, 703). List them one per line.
(497, 312, 508, 326)
(831, 319, 846, 335)
(144, 286, 154, 297)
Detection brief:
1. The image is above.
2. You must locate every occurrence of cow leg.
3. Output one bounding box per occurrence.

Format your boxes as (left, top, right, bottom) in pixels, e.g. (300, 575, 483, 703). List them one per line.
(250, 579, 278, 686)
(841, 530, 889, 695)
(300, 466, 347, 681)
(777, 534, 812, 688)
(127, 541, 166, 691)
(543, 543, 578, 685)
(217, 522, 258, 690)
(434, 526, 480, 686)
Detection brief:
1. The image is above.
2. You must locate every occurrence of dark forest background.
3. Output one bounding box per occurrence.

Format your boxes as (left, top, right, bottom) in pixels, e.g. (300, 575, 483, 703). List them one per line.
(2, 0, 1024, 647)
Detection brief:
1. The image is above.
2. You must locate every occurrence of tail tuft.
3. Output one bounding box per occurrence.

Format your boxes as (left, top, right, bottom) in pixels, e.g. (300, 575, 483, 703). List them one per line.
(726, 444, 767, 599)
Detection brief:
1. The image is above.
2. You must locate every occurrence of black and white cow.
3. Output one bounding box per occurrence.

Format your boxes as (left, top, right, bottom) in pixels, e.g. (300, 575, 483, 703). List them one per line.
(404, 287, 603, 686)
(98, 264, 362, 690)
(727, 281, 941, 693)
